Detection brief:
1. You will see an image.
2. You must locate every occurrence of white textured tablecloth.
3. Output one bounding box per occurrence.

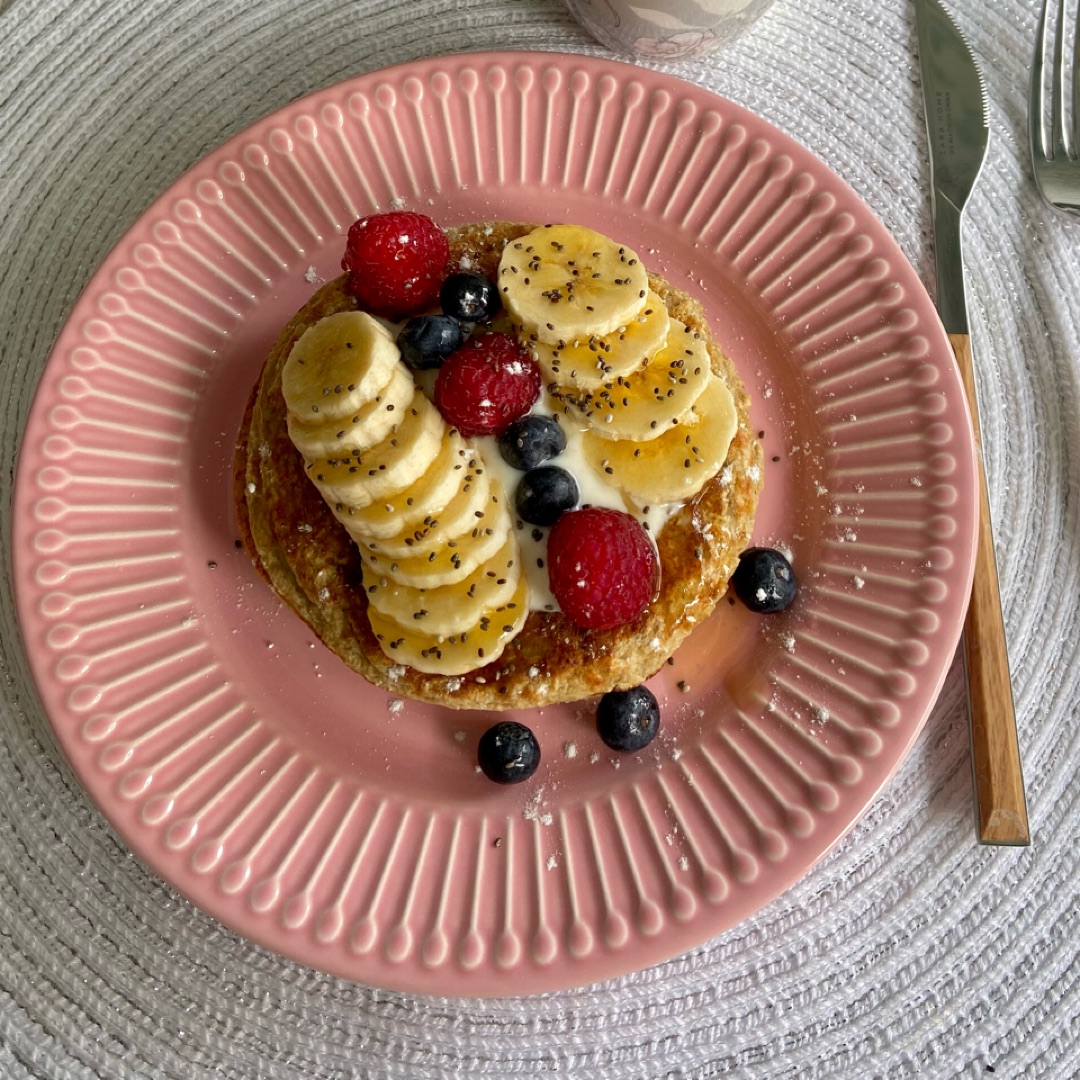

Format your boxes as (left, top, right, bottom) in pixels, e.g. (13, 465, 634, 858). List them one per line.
(2, 0, 1078, 1076)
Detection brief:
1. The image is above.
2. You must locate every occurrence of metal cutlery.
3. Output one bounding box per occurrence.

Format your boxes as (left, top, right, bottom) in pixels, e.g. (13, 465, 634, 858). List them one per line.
(915, 0, 1030, 845)
(1031, 0, 1080, 214)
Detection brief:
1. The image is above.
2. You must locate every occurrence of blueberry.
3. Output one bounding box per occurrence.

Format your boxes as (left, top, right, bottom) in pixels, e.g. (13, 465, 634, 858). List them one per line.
(397, 314, 464, 370)
(597, 685, 660, 752)
(439, 271, 501, 321)
(498, 414, 567, 471)
(477, 721, 541, 784)
(731, 547, 797, 613)
(514, 465, 578, 527)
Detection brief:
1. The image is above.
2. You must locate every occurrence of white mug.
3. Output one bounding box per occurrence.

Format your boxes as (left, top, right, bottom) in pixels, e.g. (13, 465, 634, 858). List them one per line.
(564, 0, 777, 58)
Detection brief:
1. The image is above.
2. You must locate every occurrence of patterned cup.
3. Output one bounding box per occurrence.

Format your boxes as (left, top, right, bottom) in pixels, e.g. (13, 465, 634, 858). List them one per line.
(564, 0, 778, 58)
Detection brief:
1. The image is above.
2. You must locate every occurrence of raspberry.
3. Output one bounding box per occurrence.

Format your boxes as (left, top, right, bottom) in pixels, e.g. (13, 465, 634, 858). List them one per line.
(341, 212, 449, 318)
(547, 507, 658, 630)
(433, 332, 541, 437)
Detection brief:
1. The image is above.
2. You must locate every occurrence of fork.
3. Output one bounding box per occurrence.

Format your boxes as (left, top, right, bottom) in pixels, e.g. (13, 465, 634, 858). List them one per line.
(1031, 0, 1080, 214)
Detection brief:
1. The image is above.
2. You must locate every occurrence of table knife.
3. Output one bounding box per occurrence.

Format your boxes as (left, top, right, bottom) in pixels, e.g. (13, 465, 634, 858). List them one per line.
(915, 0, 1030, 845)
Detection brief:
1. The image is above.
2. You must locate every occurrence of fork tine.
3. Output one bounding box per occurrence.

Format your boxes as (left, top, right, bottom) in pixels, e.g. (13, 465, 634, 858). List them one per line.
(1031, 0, 1050, 160)
(1072, 0, 1080, 155)
(1030, 0, 1080, 212)
(1053, 0, 1070, 159)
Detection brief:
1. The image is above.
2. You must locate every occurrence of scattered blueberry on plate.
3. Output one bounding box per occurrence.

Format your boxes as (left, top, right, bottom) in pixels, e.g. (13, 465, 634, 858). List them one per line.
(596, 685, 661, 752)
(477, 721, 541, 784)
(731, 547, 797, 613)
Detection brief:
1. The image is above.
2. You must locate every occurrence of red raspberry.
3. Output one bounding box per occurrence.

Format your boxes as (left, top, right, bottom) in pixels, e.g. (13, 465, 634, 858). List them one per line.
(341, 211, 449, 318)
(547, 507, 659, 630)
(433, 332, 541, 437)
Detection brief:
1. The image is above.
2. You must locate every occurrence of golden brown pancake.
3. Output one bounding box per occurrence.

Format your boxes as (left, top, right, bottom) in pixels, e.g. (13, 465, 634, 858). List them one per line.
(235, 222, 763, 709)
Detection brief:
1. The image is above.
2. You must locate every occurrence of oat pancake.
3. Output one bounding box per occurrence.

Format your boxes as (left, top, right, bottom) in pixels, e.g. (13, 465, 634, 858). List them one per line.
(235, 222, 763, 709)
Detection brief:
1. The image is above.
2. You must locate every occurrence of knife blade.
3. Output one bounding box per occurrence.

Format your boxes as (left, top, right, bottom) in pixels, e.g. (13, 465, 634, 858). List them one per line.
(915, 0, 1029, 845)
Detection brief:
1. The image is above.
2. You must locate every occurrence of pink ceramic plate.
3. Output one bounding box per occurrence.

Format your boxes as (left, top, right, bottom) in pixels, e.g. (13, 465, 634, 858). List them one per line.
(13, 52, 977, 996)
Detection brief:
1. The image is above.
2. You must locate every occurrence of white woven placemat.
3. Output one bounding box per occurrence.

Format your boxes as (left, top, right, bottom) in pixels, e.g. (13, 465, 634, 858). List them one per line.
(2, 0, 1078, 1076)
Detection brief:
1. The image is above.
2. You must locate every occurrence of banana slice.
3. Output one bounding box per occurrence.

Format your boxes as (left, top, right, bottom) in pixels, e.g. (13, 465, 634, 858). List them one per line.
(359, 486, 512, 588)
(287, 363, 415, 459)
(367, 577, 529, 675)
(281, 309, 534, 677)
(558, 319, 712, 441)
(498, 225, 649, 345)
(282, 311, 400, 423)
(359, 467, 493, 561)
(525, 291, 670, 391)
(581, 375, 738, 505)
(307, 390, 443, 508)
(366, 535, 520, 636)
(334, 434, 474, 540)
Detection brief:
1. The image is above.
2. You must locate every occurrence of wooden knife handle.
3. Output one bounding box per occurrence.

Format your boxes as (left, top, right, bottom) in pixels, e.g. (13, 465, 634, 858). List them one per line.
(949, 332, 1030, 846)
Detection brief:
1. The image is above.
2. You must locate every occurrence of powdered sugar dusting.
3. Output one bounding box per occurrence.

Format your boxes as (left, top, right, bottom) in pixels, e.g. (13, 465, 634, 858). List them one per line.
(522, 786, 553, 826)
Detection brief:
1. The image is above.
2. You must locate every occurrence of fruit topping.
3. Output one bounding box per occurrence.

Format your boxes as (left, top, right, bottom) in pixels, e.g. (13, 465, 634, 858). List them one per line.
(367, 534, 519, 635)
(580, 375, 738, 505)
(281, 306, 527, 675)
(558, 318, 712, 441)
(477, 721, 541, 784)
(514, 465, 579, 527)
(358, 487, 512, 589)
(279, 217, 754, 686)
(731, 547, 797, 613)
(361, 467, 495, 561)
(596, 685, 661, 752)
(498, 224, 649, 344)
(397, 314, 465, 371)
(497, 414, 567, 471)
(335, 435, 467, 540)
(341, 211, 450, 318)
(367, 576, 527, 675)
(526, 290, 669, 392)
(281, 311, 401, 423)
(497, 224, 740, 514)
(433, 332, 542, 437)
(547, 506, 658, 630)
(288, 352, 416, 460)
(307, 387, 444, 507)
(440, 270, 501, 322)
